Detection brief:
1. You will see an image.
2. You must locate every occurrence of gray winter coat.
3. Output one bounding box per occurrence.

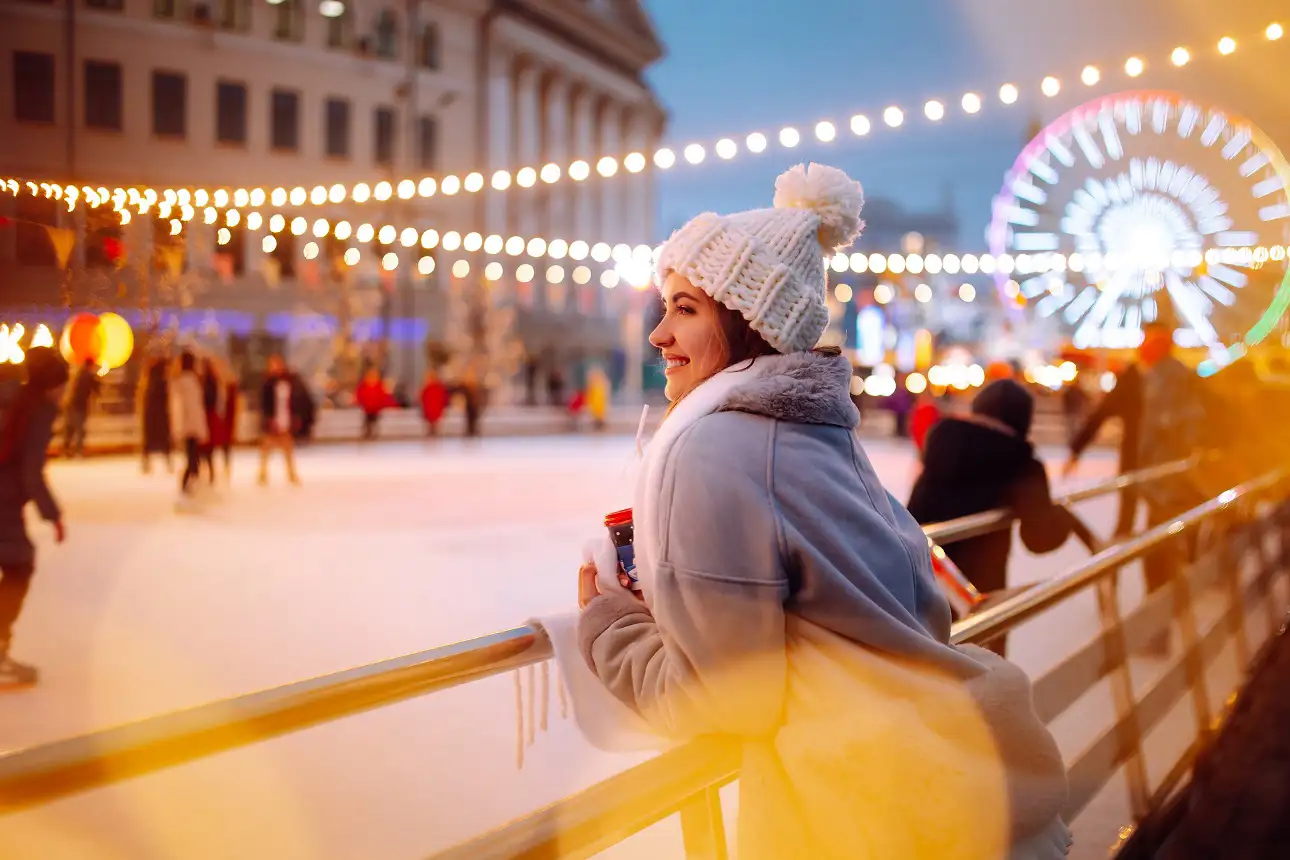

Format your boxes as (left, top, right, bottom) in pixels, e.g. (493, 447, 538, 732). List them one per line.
(0, 398, 61, 567)
(578, 352, 1070, 859)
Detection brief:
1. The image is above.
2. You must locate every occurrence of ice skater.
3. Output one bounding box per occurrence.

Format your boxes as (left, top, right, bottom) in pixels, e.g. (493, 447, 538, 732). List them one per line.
(171, 351, 209, 505)
(259, 354, 300, 485)
(0, 346, 69, 688)
(139, 355, 173, 474)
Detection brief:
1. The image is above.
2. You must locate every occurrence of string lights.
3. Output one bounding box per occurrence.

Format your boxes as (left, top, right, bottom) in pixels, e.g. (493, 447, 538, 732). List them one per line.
(0, 20, 1283, 212)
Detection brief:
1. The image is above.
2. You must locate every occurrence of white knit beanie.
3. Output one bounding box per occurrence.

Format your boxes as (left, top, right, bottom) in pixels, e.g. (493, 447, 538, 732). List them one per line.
(656, 163, 865, 354)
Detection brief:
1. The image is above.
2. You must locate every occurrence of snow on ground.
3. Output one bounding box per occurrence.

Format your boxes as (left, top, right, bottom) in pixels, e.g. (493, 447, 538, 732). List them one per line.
(0, 436, 1254, 860)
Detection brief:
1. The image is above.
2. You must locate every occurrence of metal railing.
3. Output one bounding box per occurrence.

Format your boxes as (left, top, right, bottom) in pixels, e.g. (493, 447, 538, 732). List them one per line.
(431, 468, 1290, 859)
(1, 456, 1282, 858)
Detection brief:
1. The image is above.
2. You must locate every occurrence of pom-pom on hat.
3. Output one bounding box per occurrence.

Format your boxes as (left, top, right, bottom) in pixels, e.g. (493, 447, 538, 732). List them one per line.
(656, 163, 865, 354)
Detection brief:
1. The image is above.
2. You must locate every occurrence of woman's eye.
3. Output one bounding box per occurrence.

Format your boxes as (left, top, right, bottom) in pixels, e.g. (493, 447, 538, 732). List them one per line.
(675, 305, 694, 316)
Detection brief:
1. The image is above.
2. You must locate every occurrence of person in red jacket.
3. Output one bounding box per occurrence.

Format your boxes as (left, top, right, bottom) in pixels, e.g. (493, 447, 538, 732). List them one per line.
(910, 391, 942, 455)
(355, 367, 394, 441)
(419, 369, 449, 436)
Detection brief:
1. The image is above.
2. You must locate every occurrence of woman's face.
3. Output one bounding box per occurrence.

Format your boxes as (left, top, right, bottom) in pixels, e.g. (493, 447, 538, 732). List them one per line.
(649, 273, 726, 402)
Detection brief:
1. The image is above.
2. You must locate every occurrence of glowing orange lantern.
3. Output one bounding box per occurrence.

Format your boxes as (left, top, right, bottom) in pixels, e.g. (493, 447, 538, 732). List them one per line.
(62, 313, 104, 365)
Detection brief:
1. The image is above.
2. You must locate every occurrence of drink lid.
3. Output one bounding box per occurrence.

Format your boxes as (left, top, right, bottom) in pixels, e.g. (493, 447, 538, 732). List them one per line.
(604, 508, 633, 527)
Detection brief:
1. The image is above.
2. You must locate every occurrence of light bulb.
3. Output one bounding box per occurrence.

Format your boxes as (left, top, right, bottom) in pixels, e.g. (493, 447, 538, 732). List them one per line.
(999, 83, 1019, 104)
(1125, 56, 1145, 77)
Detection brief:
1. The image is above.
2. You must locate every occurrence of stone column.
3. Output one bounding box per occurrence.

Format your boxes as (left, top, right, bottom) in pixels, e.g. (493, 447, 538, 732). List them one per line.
(485, 49, 513, 248)
(511, 61, 542, 240)
(569, 85, 597, 316)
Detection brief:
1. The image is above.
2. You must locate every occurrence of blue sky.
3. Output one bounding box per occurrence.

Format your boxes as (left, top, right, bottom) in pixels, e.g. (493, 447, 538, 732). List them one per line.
(640, 0, 1290, 246)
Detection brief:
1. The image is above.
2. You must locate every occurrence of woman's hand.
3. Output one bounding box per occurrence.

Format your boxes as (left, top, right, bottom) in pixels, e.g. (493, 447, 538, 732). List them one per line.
(578, 561, 642, 609)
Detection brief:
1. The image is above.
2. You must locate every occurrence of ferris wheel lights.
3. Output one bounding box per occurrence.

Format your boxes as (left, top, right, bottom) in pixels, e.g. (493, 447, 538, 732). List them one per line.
(715, 138, 738, 159)
(1268, 23, 1284, 41)
(1081, 66, 1100, 86)
(814, 121, 836, 142)
(962, 93, 982, 114)
(1171, 47, 1191, 66)
(653, 148, 676, 169)
(779, 127, 801, 148)
(1041, 76, 1061, 97)
(883, 107, 904, 128)
(924, 101, 945, 121)
(1125, 57, 1145, 77)
(1218, 36, 1237, 55)
(999, 83, 1019, 105)
(683, 144, 706, 164)
(746, 132, 768, 153)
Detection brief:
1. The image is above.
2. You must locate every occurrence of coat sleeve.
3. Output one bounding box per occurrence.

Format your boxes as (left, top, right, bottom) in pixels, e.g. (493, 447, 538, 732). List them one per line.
(1070, 371, 1130, 458)
(21, 409, 60, 523)
(578, 416, 788, 741)
(1011, 457, 1074, 555)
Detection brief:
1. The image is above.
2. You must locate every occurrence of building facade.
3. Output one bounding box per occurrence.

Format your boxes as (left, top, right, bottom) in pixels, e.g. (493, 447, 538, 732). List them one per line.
(0, 0, 665, 402)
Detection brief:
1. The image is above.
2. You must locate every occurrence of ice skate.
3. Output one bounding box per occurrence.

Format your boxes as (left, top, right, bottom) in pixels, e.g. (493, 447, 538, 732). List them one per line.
(0, 643, 38, 690)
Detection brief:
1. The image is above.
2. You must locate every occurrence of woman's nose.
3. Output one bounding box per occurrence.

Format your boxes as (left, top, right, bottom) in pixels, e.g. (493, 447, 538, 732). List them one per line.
(648, 318, 672, 349)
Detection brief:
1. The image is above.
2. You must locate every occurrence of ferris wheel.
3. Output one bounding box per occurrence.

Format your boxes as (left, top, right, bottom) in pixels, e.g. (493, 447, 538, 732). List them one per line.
(987, 91, 1290, 374)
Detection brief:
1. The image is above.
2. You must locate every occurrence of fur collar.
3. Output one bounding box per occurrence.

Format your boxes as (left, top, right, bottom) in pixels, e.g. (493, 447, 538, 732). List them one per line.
(717, 351, 860, 428)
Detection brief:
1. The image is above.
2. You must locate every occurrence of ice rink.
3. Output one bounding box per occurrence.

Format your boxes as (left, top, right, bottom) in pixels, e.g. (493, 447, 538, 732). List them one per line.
(0, 435, 1249, 859)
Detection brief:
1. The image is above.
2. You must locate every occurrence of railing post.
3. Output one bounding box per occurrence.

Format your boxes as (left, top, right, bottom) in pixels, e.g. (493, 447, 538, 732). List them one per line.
(1095, 573, 1151, 820)
(1171, 537, 1214, 741)
(679, 785, 729, 860)
(1217, 515, 1251, 670)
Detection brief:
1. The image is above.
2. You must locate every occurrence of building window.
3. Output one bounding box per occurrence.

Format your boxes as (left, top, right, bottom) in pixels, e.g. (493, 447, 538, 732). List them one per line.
(270, 231, 295, 278)
(418, 116, 437, 170)
(326, 7, 350, 48)
(13, 52, 56, 123)
(375, 9, 399, 59)
(216, 225, 246, 276)
(417, 22, 440, 69)
(219, 0, 249, 30)
(84, 0, 125, 10)
(216, 81, 247, 144)
(273, 0, 303, 42)
(325, 98, 350, 158)
(374, 106, 396, 166)
(152, 71, 187, 138)
(152, 0, 183, 19)
(84, 60, 123, 131)
(270, 90, 299, 152)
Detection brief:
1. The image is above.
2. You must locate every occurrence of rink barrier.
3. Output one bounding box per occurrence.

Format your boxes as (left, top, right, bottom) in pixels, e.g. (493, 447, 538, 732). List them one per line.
(0, 457, 1266, 819)
(429, 468, 1290, 859)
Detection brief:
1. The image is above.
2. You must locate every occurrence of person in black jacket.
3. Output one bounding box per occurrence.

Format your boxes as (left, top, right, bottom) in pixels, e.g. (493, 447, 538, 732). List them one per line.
(0, 347, 69, 687)
(908, 379, 1082, 655)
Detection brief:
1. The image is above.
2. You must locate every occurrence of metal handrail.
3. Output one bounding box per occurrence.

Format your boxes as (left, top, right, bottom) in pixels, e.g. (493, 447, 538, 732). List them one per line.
(431, 468, 1287, 860)
(0, 456, 1202, 813)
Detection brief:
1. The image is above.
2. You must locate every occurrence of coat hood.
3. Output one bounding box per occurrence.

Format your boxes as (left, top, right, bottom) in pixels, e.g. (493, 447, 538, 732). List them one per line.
(921, 415, 1034, 484)
(718, 351, 859, 428)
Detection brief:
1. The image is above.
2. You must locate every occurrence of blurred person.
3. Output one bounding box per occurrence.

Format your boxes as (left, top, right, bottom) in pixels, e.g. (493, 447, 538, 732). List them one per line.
(291, 366, 317, 442)
(139, 355, 173, 474)
(0, 347, 69, 687)
(215, 357, 240, 481)
(585, 366, 610, 432)
(419, 368, 449, 437)
(258, 354, 300, 485)
(170, 351, 208, 500)
(570, 165, 1069, 859)
(907, 379, 1089, 656)
(459, 367, 484, 439)
(62, 358, 100, 458)
(199, 357, 227, 484)
(547, 365, 565, 409)
(1060, 378, 1091, 443)
(1065, 360, 1144, 536)
(909, 389, 942, 455)
(888, 381, 912, 438)
(355, 366, 394, 441)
